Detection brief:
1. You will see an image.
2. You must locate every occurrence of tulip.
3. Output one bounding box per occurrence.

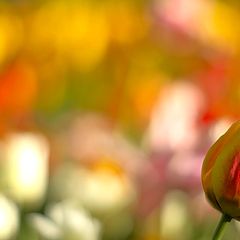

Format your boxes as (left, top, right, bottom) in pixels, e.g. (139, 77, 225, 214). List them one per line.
(201, 121, 240, 239)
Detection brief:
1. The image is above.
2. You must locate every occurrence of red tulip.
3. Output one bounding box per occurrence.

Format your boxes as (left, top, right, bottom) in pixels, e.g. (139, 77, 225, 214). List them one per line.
(202, 121, 240, 220)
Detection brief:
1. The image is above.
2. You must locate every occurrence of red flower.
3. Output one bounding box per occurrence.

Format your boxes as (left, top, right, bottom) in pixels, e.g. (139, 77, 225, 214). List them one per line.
(202, 121, 240, 219)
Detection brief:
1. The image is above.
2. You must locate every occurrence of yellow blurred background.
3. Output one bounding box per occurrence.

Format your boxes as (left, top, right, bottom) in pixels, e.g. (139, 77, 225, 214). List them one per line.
(0, 0, 240, 239)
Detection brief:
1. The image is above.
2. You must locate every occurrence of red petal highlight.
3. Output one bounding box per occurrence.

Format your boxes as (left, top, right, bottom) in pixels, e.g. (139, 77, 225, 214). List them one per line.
(224, 151, 240, 200)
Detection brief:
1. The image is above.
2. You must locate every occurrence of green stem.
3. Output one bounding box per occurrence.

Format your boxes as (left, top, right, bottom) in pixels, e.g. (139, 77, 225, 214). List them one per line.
(212, 214, 231, 240)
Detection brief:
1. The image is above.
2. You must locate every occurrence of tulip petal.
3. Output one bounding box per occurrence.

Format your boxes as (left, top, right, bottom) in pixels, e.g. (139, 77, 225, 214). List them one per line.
(202, 121, 240, 211)
(212, 122, 240, 218)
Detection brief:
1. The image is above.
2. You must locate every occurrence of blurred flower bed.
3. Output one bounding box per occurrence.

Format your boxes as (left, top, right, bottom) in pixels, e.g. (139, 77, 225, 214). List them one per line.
(1, 0, 240, 239)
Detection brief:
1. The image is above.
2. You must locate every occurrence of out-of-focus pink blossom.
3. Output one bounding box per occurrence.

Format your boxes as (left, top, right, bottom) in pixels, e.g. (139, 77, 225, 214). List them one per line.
(148, 81, 205, 152)
(67, 114, 145, 176)
(154, 0, 207, 36)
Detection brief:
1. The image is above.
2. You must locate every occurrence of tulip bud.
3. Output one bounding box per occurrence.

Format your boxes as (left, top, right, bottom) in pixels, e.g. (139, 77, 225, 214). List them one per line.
(202, 121, 240, 220)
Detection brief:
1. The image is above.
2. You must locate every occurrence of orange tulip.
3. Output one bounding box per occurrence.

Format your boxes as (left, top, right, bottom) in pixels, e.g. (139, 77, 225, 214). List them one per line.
(202, 121, 240, 220)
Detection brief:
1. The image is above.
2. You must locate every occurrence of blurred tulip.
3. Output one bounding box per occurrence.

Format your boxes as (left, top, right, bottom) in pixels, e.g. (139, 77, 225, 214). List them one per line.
(0, 194, 19, 240)
(29, 2, 109, 71)
(28, 213, 61, 240)
(30, 201, 100, 240)
(157, 0, 240, 54)
(159, 191, 191, 240)
(78, 161, 136, 215)
(0, 60, 37, 118)
(156, 0, 206, 35)
(148, 81, 205, 152)
(50, 114, 148, 216)
(67, 114, 145, 176)
(47, 201, 100, 240)
(198, 2, 240, 53)
(202, 121, 240, 220)
(0, 13, 23, 65)
(50, 161, 136, 216)
(4, 132, 49, 209)
(106, 2, 148, 45)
